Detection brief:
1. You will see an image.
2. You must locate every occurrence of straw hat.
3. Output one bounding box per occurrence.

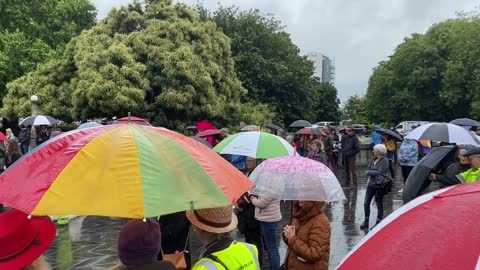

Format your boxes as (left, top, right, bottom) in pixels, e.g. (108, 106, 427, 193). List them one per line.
(186, 206, 237, 234)
(0, 210, 56, 269)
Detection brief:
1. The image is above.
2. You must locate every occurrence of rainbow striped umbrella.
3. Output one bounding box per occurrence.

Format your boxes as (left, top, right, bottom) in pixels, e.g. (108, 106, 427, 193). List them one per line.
(0, 125, 254, 218)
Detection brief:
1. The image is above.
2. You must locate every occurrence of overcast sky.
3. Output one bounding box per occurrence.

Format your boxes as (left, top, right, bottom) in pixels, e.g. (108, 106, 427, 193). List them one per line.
(92, 0, 479, 102)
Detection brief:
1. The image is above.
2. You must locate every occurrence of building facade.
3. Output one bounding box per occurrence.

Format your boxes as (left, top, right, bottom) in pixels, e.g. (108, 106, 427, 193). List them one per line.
(307, 52, 335, 84)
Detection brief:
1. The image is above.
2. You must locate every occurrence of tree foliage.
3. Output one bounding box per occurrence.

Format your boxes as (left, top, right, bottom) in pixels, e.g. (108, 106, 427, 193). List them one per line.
(366, 13, 480, 123)
(2, 0, 273, 129)
(197, 5, 340, 126)
(342, 95, 368, 123)
(0, 0, 97, 100)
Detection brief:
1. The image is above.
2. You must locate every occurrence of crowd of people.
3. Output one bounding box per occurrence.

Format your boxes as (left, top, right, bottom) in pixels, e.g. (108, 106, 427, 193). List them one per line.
(1, 120, 480, 270)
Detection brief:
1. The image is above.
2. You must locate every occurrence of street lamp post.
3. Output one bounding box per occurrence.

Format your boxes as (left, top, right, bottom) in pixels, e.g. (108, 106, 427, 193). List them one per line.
(29, 95, 39, 151)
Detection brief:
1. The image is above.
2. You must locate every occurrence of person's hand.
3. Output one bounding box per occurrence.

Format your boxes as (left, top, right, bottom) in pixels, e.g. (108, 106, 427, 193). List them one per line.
(283, 225, 296, 240)
(430, 173, 436, 181)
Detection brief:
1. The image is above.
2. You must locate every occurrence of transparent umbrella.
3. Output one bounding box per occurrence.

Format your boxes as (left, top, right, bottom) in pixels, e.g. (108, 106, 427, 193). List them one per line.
(249, 156, 346, 202)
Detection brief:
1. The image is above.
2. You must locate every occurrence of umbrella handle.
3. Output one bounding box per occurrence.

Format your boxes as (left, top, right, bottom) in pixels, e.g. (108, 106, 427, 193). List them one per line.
(128, 112, 131, 124)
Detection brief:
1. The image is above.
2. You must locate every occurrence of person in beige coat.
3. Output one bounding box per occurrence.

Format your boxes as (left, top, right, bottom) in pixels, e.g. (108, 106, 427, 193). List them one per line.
(251, 195, 282, 270)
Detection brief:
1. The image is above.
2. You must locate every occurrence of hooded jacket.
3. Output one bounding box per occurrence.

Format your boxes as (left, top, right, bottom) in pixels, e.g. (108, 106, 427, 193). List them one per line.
(284, 201, 330, 270)
(398, 139, 419, 166)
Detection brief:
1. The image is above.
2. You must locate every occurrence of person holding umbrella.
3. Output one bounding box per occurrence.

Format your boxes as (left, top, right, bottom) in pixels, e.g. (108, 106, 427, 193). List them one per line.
(398, 138, 419, 183)
(430, 145, 473, 186)
(382, 134, 397, 178)
(283, 201, 331, 270)
(360, 144, 391, 230)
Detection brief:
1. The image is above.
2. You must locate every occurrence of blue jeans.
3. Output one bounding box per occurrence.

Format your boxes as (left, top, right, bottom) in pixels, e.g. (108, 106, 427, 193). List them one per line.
(260, 221, 280, 270)
(21, 144, 29, 155)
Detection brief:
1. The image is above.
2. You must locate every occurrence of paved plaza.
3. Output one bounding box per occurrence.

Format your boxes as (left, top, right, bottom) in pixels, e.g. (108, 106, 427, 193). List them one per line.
(45, 166, 408, 270)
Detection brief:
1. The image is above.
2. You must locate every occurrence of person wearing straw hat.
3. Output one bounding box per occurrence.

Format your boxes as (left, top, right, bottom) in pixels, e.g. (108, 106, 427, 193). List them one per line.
(186, 206, 260, 270)
(0, 209, 56, 270)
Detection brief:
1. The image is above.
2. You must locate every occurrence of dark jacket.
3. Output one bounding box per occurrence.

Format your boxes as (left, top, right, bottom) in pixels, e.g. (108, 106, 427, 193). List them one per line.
(236, 193, 260, 234)
(341, 134, 360, 157)
(157, 212, 191, 269)
(436, 162, 470, 186)
(322, 136, 333, 154)
(127, 261, 176, 270)
(18, 129, 31, 145)
(6, 153, 21, 168)
(308, 150, 328, 165)
(366, 157, 391, 188)
(285, 202, 330, 270)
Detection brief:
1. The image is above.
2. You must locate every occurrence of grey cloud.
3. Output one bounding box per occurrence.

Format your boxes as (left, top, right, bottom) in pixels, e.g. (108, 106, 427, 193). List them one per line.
(93, 0, 479, 101)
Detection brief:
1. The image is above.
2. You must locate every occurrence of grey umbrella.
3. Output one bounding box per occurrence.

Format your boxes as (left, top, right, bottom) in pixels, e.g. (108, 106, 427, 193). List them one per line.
(403, 145, 457, 203)
(376, 128, 403, 142)
(289, 120, 312, 128)
(449, 118, 479, 127)
(189, 136, 212, 148)
(266, 124, 282, 130)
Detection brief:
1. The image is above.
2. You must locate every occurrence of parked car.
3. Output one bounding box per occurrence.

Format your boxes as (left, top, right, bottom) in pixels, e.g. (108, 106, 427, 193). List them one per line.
(395, 121, 433, 135)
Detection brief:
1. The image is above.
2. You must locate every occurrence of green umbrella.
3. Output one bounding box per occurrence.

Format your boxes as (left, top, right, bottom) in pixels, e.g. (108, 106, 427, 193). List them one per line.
(214, 131, 295, 159)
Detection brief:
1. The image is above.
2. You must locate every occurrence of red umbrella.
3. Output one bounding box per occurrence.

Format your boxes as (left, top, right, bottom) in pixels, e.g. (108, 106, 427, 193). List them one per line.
(196, 120, 216, 131)
(295, 127, 326, 136)
(0, 132, 8, 141)
(115, 116, 152, 126)
(197, 129, 221, 138)
(337, 181, 480, 270)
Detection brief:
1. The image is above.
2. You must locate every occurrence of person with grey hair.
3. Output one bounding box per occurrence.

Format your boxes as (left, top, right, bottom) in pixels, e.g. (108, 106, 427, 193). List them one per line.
(360, 144, 391, 230)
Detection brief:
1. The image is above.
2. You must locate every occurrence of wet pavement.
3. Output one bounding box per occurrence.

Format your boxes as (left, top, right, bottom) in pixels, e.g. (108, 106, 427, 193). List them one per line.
(45, 165, 411, 270)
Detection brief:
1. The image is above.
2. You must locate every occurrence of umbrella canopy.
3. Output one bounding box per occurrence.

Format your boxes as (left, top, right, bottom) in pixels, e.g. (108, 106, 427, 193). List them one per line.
(77, 122, 102, 129)
(289, 120, 312, 128)
(197, 129, 221, 137)
(0, 125, 253, 218)
(114, 116, 152, 126)
(266, 124, 282, 130)
(405, 122, 480, 145)
(185, 126, 197, 131)
(0, 132, 8, 141)
(449, 118, 479, 127)
(189, 136, 212, 148)
(337, 182, 480, 270)
(196, 120, 216, 131)
(249, 156, 345, 201)
(213, 131, 295, 159)
(376, 128, 403, 142)
(295, 127, 326, 136)
(403, 145, 457, 203)
(241, 125, 260, 132)
(20, 115, 58, 126)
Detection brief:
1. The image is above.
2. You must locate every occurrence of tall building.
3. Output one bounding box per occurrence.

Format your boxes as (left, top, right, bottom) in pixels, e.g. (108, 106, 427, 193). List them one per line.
(307, 52, 335, 84)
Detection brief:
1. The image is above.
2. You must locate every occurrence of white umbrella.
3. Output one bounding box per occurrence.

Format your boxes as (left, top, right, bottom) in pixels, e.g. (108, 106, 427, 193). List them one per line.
(20, 115, 58, 126)
(405, 122, 479, 145)
(248, 156, 345, 202)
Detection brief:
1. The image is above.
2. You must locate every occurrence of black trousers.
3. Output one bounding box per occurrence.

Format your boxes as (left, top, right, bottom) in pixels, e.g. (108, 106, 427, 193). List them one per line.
(245, 228, 264, 268)
(364, 185, 385, 221)
(401, 165, 414, 183)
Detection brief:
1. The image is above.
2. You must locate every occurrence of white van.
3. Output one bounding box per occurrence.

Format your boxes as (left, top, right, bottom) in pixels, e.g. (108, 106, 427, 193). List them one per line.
(395, 121, 433, 135)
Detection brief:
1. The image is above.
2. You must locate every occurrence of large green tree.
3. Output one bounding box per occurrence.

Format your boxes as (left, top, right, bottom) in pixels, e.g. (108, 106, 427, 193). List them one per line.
(2, 0, 273, 129)
(342, 95, 368, 123)
(366, 13, 480, 123)
(197, 5, 340, 126)
(0, 0, 97, 100)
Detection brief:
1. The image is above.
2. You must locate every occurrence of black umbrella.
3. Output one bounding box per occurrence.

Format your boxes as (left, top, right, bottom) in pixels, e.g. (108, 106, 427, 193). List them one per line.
(377, 128, 403, 142)
(289, 120, 312, 128)
(185, 125, 197, 131)
(266, 124, 282, 130)
(403, 145, 457, 203)
(449, 118, 479, 127)
(189, 136, 212, 148)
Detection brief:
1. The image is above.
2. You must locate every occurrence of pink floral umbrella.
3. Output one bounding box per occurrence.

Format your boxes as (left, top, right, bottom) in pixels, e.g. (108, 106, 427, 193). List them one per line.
(248, 156, 345, 202)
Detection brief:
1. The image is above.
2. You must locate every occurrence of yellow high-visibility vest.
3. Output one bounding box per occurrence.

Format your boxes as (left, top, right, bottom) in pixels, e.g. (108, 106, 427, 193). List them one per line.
(193, 241, 260, 270)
